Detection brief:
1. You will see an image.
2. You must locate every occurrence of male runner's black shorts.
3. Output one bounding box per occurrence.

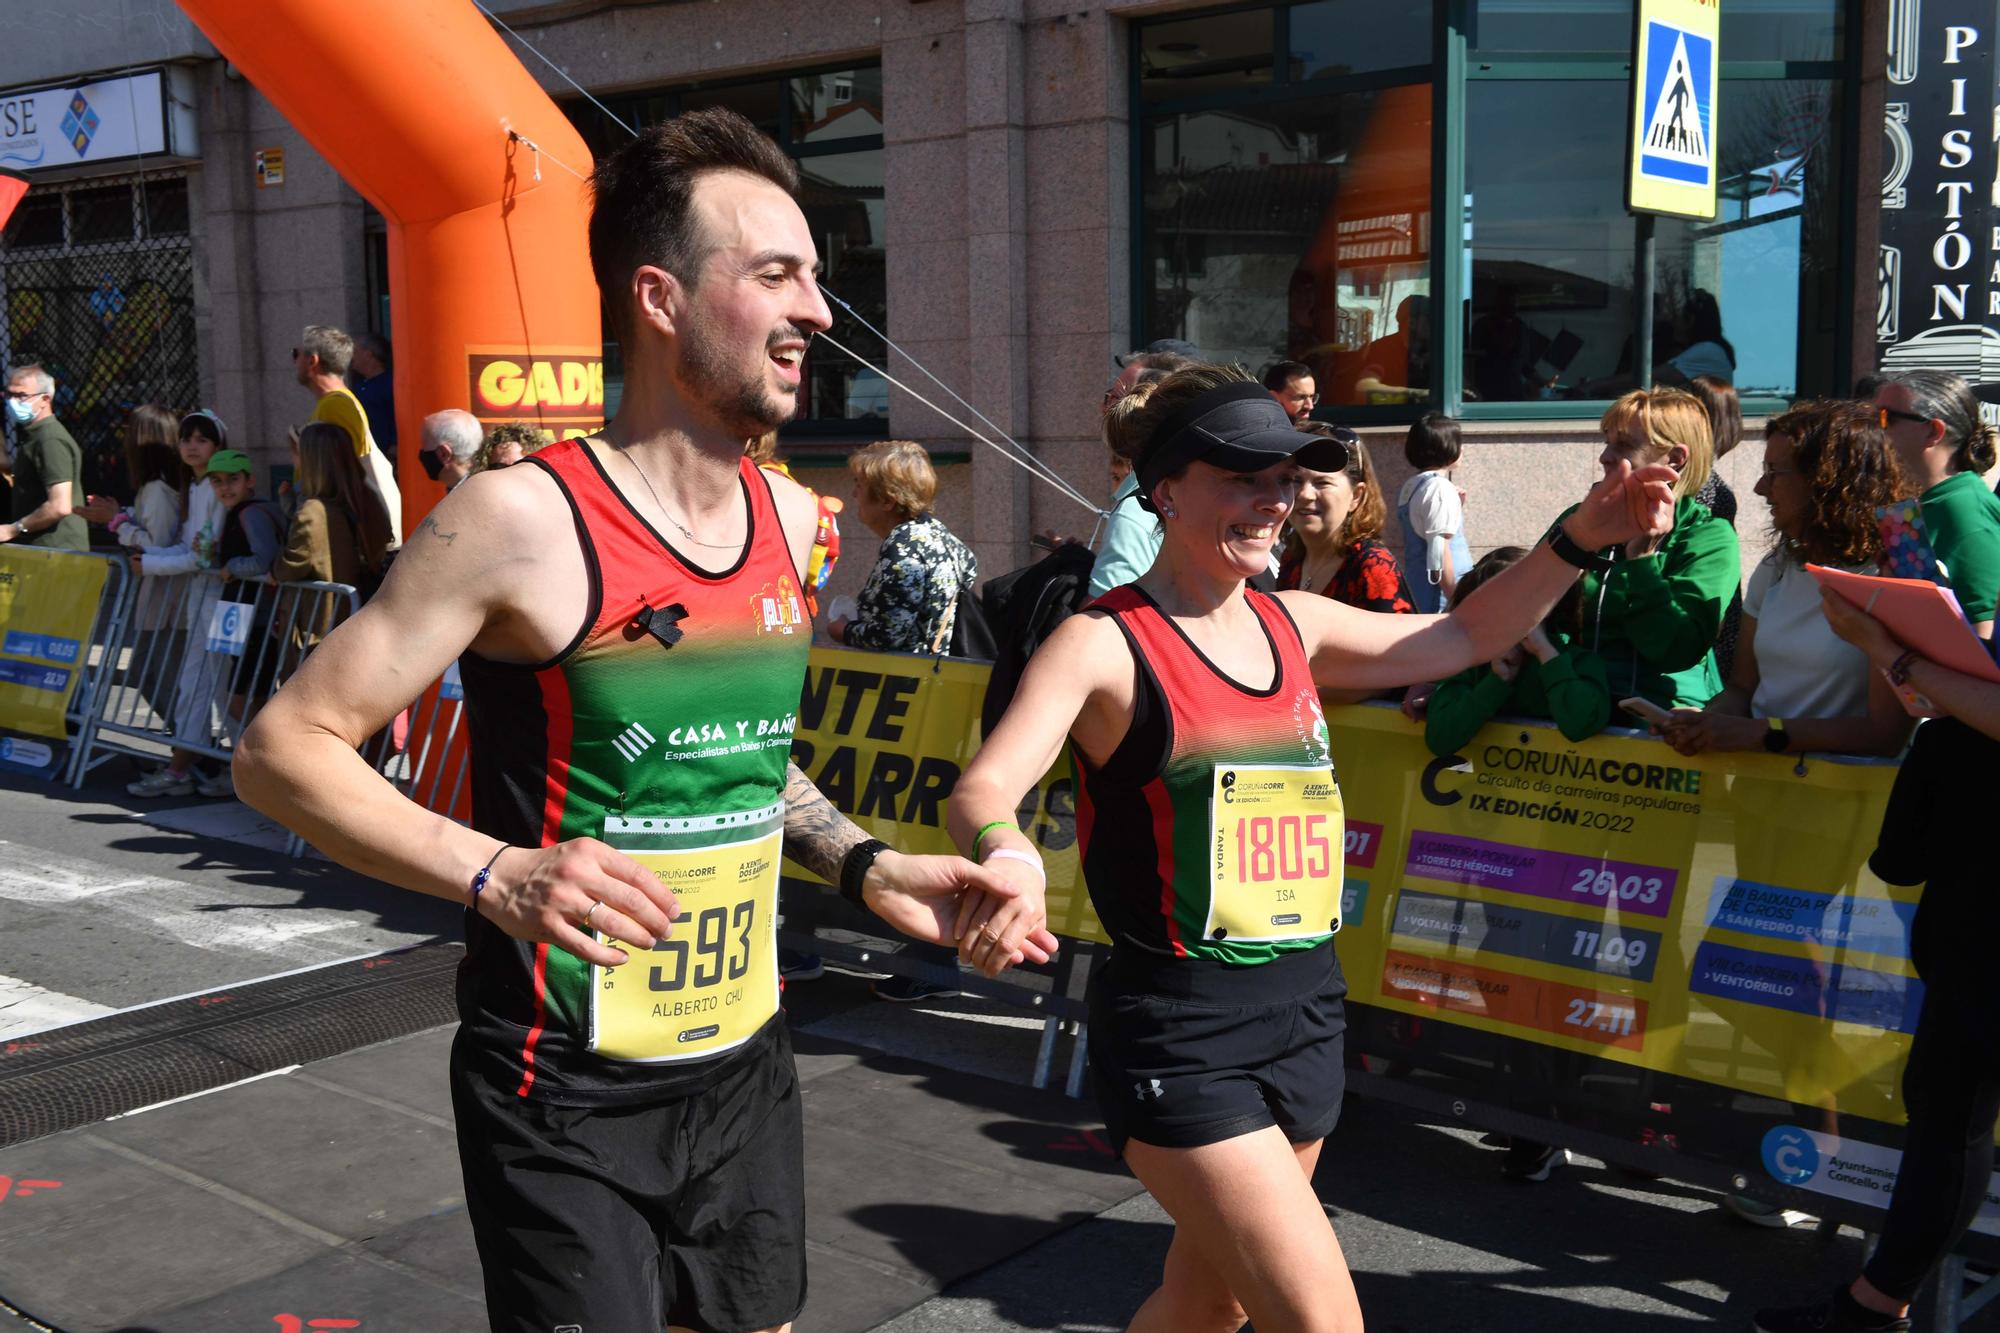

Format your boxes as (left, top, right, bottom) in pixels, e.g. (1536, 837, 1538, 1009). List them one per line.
(450, 1021, 806, 1333)
(1088, 941, 1347, 1154)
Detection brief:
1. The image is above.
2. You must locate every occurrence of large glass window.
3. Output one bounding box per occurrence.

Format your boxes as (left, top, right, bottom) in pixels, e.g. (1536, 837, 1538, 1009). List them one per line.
(1139, 4, 1434, 411)
(564, 63, 886, 434)
(1137, 1, 1854, 417)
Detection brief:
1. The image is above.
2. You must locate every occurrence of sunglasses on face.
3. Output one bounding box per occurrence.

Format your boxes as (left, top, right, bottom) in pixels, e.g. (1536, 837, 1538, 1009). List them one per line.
(1879, 405, 1933, 429)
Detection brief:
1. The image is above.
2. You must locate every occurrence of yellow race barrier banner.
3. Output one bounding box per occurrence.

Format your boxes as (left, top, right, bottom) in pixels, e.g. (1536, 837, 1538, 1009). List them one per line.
(0, 546, 109, 744)
(792, 646, 1951, 1222)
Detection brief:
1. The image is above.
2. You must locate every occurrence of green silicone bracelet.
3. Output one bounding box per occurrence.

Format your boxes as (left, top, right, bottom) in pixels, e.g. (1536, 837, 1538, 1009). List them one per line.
(972, 819, 1017, 851)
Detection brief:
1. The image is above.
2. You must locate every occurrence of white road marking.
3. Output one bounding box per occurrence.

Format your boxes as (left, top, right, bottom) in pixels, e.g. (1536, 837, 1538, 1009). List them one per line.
(0, 838, 358, 959)
(0, 973, 113, 1041)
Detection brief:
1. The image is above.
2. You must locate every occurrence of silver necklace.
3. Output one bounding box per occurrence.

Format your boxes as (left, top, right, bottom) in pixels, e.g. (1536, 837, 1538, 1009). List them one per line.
(621, 449, 742, 550)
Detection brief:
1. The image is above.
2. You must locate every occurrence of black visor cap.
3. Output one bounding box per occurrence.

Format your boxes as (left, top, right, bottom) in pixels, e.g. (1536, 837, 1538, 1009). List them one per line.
(1135, 382, 1350, 505)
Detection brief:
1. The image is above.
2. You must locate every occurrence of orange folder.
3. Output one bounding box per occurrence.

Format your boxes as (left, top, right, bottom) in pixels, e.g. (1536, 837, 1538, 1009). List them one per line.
(1808, 563, 2000, 716)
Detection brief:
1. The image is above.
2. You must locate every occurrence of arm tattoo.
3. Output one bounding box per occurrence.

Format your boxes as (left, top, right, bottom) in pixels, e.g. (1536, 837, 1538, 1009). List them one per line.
(782, 761, 869, 882)
(416, 513, 457, 545)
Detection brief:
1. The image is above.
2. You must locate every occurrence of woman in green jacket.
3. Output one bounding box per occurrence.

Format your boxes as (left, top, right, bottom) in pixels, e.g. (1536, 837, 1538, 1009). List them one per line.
(1424, 545, 1612, 756)
(1555, 387, 1740, 708)
(1872, 370, 2000, 638)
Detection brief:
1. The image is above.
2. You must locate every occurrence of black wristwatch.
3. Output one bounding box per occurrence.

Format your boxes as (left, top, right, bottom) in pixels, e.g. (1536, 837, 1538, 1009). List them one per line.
(1761, 717, 1791, 754)
(839, 838, 891, 909)
(1545, 522, 1616, 573)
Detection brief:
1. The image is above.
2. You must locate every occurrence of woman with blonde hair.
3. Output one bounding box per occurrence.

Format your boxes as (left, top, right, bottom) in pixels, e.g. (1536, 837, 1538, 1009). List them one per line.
(828, 439, 974, 654)
(1557, 386, 1741, 708)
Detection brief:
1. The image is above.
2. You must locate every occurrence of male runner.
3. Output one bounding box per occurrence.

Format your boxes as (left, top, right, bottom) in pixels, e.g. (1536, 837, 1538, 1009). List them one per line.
(236, 107, 1055, 1333)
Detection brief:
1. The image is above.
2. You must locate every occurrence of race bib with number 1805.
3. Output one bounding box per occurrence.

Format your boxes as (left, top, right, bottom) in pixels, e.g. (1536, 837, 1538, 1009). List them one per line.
(1206, 764, 1344, 944)
(591, 803, 782, 1064)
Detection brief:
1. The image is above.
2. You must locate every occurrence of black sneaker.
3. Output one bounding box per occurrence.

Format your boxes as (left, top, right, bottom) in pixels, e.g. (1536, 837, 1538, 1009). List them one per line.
(1500, 1142, 1569, 1182)
(1753, 1289, 1912, 1332)
(872, 974, 960, 1003)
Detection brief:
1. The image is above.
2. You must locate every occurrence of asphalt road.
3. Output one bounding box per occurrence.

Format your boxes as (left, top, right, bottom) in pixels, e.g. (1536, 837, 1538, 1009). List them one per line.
(0, 762, 1973, 1331)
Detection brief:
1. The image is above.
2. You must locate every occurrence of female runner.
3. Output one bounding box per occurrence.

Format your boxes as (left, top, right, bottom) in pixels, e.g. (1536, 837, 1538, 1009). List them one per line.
(948, 363, 1673, 1332)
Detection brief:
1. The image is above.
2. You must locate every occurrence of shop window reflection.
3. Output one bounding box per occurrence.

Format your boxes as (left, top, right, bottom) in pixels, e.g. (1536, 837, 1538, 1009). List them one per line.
(1143, 86, 1433, 407)
(1463, 79, 1839, 402)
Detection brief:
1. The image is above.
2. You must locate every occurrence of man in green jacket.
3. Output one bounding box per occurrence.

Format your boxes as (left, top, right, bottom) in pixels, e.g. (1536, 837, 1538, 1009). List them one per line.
(3, 363, 89, 551)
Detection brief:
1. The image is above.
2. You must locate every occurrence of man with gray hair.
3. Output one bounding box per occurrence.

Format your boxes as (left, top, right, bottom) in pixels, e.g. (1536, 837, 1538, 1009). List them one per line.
(421, 409, 482, 491)
(2, 362, 87, 550)
(297, 323, 403, 548)
(350, 331, 397, 457)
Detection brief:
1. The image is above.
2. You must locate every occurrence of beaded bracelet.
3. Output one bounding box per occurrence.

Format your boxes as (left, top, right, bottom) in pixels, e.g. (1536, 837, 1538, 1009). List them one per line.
(470, 844, 508, 901)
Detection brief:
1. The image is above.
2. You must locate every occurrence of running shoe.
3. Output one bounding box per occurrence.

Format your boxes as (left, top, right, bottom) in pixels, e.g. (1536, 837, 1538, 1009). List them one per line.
(195, 768, 236, 799)
(1500, 1142, 1569, 1182)
(127, 768, 194, 798)
(1724, 1192, 1818, 1229)
(779, 950, 824, 983)
(872, 974, 960, 1003)
(1752, 1288, 1911, 1332)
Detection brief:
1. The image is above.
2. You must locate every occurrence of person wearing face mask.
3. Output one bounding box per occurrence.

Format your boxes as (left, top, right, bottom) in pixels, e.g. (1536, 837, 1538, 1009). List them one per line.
(1555, 386, 1740, 709)
(950, 361, 1675, 1333)
(420, 410, 482, 491)
(2, 363, 88, 550)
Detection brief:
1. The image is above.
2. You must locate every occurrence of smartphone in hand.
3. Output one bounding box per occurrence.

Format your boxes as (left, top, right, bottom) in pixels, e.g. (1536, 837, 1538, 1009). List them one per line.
(1618, 696, 1674, 728)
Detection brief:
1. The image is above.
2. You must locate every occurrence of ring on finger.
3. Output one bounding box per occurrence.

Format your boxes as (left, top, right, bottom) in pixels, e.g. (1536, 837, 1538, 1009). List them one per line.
(581, 900, 601, 930)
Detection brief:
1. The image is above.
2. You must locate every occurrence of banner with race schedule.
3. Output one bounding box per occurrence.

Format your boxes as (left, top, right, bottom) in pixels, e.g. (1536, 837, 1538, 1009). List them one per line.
(1326, 704, 1919, 1124)
(791, 647, 1977, 1229)
(0, 546, 108, 747)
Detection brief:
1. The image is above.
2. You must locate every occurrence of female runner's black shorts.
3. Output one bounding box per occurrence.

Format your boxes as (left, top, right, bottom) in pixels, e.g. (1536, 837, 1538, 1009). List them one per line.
(1088, 941, 1347, 1154)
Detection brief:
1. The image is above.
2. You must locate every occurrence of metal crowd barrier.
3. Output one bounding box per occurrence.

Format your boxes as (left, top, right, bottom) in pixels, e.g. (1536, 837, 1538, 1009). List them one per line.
(71, 568, 361, 789)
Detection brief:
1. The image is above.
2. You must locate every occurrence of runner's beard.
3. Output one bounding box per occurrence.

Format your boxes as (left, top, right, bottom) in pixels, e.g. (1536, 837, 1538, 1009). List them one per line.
(677, 311, 797, 438)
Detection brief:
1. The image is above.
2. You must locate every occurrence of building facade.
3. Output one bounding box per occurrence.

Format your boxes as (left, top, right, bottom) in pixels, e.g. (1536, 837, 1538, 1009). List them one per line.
(1, 0, 1938, 592)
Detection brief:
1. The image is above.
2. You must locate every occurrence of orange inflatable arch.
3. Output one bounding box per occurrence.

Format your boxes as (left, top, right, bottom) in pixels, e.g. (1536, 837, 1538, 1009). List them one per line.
(176, 0, 605, 529)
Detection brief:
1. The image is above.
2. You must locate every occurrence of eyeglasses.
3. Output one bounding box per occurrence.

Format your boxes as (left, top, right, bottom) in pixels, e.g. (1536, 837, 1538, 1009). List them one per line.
(1879, 405, 1933, 429)
(3, 389, 40, 401)
(1759, 466, 1802, 481)
(1289, 392, 1321, 405)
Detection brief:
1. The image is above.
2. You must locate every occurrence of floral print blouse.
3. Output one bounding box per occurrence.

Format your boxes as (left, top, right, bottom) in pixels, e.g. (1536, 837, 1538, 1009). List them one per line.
(844, 513, 978, 653)
(1278, 538, 1416, 615)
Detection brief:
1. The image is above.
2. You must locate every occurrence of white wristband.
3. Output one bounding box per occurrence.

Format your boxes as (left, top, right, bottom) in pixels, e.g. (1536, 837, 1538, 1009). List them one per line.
(982, 847, 1045, 882)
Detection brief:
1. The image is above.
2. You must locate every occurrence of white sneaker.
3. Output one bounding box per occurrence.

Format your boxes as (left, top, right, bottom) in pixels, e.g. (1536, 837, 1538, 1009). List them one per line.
(127, 768, 194, 798)
(194, 768, 235, 799)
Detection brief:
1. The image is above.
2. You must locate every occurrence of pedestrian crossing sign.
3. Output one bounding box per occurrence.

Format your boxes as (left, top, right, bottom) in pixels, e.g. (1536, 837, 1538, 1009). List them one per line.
(1626, 0, 1720, 219)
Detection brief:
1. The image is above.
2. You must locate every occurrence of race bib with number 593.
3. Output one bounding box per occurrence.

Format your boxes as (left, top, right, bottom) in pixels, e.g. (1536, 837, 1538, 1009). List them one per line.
(591, 804, 782, 1064)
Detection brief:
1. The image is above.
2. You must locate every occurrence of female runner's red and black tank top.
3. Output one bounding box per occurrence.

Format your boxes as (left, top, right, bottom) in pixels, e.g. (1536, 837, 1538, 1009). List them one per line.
(1076, 586, 1345, 966)
(456, 440, 811, 1105)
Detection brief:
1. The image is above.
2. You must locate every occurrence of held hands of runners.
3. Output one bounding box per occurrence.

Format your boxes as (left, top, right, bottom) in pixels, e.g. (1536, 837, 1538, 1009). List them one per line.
(1564, 460, 1677, 551)
(476, 839, 682, 968)
(952, 856, 1057, 978)
(862, 850, 1059, 976)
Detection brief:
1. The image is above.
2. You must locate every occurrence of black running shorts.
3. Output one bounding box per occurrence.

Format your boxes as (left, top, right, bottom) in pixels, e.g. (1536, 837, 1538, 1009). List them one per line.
(1088, 941, 1347, 1154)
(449, 1021, 806, 1333)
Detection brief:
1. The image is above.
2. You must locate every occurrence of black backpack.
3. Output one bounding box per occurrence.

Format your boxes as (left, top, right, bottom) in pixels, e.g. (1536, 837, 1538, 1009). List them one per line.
(977, 542, 1096, 736)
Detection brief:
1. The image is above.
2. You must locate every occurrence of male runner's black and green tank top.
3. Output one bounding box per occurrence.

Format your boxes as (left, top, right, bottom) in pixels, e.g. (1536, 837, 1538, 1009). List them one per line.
(457, 440, 811, 1104)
